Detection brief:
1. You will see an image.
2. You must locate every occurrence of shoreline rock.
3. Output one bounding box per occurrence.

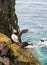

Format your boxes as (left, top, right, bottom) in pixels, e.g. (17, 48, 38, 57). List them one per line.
(0, 33, 42, 65)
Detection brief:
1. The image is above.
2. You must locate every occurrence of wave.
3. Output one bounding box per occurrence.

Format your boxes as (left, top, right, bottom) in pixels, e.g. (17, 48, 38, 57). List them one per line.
(16, 1, 47, 5)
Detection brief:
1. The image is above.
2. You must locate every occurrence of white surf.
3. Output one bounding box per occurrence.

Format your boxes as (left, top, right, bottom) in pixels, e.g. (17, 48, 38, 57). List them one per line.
(25, 41, 47, 48)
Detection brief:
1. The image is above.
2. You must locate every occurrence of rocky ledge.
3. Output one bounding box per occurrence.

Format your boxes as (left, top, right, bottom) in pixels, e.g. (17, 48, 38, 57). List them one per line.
(0, 33, 42, 65)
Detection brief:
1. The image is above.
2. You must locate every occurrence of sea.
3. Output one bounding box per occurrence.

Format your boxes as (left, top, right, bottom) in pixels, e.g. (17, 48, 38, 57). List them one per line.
(16, 0, 47, 65)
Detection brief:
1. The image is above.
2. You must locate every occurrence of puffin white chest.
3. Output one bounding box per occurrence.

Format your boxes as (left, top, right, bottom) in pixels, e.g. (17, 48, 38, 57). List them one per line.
(11, 34, 19, 42)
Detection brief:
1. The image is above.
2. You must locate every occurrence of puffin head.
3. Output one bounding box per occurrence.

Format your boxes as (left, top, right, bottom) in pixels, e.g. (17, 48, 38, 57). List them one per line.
(40, 38, 45, 42)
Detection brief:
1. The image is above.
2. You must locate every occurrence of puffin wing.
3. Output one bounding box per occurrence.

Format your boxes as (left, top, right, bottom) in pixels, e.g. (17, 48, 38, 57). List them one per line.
(19, 29, 29, 36)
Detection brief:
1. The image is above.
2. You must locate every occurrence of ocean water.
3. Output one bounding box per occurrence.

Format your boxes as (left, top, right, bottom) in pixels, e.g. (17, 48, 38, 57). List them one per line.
(16, 0, 47, 65)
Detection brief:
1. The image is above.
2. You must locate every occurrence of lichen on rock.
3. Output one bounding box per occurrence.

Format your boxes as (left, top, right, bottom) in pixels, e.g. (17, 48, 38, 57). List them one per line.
(0, 33, 11, 48)
(10, 44, 42, 65)
(0, 33, 42, 65)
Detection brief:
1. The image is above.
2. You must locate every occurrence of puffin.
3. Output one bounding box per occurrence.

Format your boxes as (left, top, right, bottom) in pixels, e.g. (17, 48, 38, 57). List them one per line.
(11, 28, 34, 48)
(38, 38, 47, 47)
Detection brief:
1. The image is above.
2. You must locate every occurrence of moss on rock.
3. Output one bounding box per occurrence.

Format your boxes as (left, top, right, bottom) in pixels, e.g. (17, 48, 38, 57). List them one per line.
(0, 33, 11, 48)
(10, 44, 42, 65)
(0, 33, 42, 65)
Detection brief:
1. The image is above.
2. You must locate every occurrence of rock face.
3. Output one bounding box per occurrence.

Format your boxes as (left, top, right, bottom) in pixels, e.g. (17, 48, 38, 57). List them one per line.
(0, 0, 19, 39)
(10, 44, 42, 65)
(0, 33, 42, 65)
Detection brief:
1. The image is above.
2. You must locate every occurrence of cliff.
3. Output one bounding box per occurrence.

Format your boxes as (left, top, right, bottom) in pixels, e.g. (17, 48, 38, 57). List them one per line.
(0, 0, 42, 65)
(0, 0, 20, 40)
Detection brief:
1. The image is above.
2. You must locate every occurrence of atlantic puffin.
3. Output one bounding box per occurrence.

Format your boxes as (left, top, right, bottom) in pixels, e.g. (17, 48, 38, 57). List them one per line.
(11, 28, 34, 48)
